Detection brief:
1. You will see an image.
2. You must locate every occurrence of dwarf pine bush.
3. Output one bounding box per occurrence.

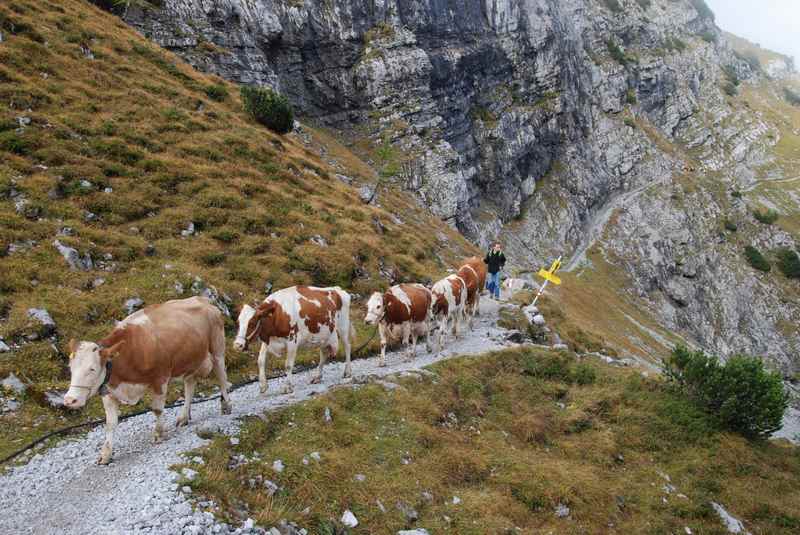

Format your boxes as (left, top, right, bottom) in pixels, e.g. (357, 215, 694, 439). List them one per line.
(663, 346, 789, 439)
(744, 245, 771, 272)
(240, 86, 294, 134)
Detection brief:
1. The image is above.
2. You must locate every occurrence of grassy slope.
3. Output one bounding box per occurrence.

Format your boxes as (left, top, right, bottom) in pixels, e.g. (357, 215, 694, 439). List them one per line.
(0, 0, 476, 460)
(189, 348, 800, 534)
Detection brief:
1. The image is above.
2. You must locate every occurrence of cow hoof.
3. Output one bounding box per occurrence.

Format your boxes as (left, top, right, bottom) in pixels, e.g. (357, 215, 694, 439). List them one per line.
(309, 375, 322, 385)
(259, 384, 268, 395)
(97, 453, 112, 465)
(221, 401, 232, 415)
(343, 366, 353, 379)
(279, 384, 294, 395)
(153, 433, 165, 444)
(379, 360, 387, 368)
(176, 416, 189, 428)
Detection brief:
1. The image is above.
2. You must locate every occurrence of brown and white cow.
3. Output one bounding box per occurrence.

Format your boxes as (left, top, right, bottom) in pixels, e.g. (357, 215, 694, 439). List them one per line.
(234, 286, 354, 394)
(457, 256, 488, 328)
(430, 274, 467, 352)
(365, 283, 433, 365)
(64, 297, 232, 465)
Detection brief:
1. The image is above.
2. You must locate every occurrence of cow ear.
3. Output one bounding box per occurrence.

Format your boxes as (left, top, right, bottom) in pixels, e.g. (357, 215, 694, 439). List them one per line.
(255, 301, 276, 318)
(100, 340, 125, 361)
(68, 338, 79, 358)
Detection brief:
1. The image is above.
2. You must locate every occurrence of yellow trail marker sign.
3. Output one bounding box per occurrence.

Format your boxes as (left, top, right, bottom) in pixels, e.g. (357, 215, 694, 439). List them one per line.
(537, 257, 562, 286)
(532, 256, 563, 306)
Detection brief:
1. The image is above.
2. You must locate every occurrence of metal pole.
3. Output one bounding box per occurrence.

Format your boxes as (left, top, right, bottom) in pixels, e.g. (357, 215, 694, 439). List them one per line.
(531, 279, 549, 307)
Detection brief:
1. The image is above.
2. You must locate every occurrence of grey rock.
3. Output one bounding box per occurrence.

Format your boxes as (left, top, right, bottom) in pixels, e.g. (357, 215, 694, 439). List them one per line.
(53, 240, 93, 271)
(124, 297, 144, 315)
(555, 503, 570, 518)
(532, 314, 546, 326)
(359, 185, 377, 205)
(310, 235, 328, 247)
(181, 222, 196, 237)
(396, 501, 418, 522)
(272, 460, 285, 473)
(340, 510, 358, 528)
(397, 530, 430, 535)
(27, 308, 57, 337)
(44, 390, 65, 408)
(0, 340, 10, 353)
(2, 373, 26, 394)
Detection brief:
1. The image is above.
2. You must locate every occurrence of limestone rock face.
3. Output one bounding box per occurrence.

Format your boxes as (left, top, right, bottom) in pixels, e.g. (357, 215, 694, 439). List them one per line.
(126, 1, 798, 371)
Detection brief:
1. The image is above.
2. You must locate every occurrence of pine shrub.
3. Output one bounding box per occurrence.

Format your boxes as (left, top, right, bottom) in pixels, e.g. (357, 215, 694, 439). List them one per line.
(663, 346, 788, 439)
(205, 84, 228, 102)
(776, 248, 800, 279)
(753, 208, 779, 225)
(785, 87, 800, 106)
(240, 86, 294, 134)
(689, 0, 715, 21)
(744, 246, 771, 272)
(607, 39, 628, 66)
(603, 0, 623, 13)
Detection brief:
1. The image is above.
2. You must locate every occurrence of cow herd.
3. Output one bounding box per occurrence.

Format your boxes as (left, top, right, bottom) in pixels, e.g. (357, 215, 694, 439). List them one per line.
(63, 257, 488, 464)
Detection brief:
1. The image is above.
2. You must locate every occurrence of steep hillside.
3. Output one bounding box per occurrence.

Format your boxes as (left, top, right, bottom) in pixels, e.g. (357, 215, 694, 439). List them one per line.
(190, 348, 800, 534)
(0, 0, 476, 458)
(123, 0, 800, 373)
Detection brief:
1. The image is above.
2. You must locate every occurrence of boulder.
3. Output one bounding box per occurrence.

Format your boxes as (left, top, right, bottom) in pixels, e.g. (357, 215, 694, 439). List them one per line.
(53, 240, 93, 271)
(1, 373, 26, 394)
(27, 308, 57, 338)
(124, 297, 144, 315)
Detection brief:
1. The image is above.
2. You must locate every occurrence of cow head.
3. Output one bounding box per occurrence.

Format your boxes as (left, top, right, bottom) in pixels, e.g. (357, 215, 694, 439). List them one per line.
(63, 338, 123, 408)
(364, 292, 385, 325)
(234, 301, 277, 350)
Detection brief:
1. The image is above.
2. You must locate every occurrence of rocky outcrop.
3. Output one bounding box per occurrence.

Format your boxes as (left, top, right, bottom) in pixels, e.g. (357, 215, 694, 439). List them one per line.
(124, 0, 799, 371)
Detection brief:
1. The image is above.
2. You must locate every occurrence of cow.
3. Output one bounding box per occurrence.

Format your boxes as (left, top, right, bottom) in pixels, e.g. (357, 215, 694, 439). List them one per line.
(234, 286, 354, 395)
(430, 274, 467, 352)
(63, 297, 232, 465)
(365, 283, 433, 366)
(502, 278, 530, 294)
(457, 257, 488, 328)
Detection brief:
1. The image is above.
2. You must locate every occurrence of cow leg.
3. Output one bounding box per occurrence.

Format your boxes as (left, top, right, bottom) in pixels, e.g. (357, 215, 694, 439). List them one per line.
(280, 345, 297, 394)
(425, 321, 433, 353)
(438, 316, 447, 353)
(342, 326, 353, 379)
(211, 327, 232, 415)
(311, 347, 327, 384)
(98, 395, 119, 465)
(257, 342, 269, 395)
(404, 323, 415, 362)
(176, 376, 196, 427)
(151, 389, 167, 444)
(378, 323, 388, 367)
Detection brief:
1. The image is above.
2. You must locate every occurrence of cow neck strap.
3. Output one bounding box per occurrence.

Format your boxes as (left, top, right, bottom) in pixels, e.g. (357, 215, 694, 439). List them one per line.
(246, 318, 263, 342)
(98, 359, 113, 396)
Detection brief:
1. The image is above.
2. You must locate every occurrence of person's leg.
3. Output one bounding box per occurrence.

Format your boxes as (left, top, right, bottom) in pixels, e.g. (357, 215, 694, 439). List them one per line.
(492, 272, 501, 299)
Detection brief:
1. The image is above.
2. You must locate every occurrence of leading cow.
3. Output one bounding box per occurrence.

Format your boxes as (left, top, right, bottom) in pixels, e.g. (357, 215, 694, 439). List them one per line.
(365, 283, 433, 366)
(63, 297, 232, 465)
(234, 286, 354, 394)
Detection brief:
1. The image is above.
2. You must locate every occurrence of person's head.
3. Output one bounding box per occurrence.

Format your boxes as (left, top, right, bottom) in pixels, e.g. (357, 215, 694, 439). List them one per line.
(493, 242, 502, 251)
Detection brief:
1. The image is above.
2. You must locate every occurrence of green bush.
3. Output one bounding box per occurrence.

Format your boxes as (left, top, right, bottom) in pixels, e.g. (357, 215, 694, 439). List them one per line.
(240, 85, 294, 134)
(735, 50, 762, 73)
(723, 219, 738, 232)
(689, 0, 715, 21)
(573, 362, 597, 386)
(784, 87, 800, 106)
(699, 30, 718, 44)
(776, 248, 800, 279)
(626, 89, 637, 104)
(204, 84, 229, 102)
(753, 208, 779, 225)
(635, 0, 651, 9)
(744, 245, 771, 272)
(624, 117, 636, 128)
(607, 39, 628, 66)
(722, 65, 740, 86)
(603, 0, 623, 13)
(723, 82, 738, 97)
(663, 346, 788, 439)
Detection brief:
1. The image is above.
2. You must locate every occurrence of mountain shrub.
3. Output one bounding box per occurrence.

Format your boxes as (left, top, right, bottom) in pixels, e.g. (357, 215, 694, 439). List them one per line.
(723, 219, 737, 232)
(753, 208, 779, 224)
(744, 246, 771, 272)
(603, 0, 623, 13)
(204, 84, 228, 102)
(776, 248, 800, 279)
(689, 0, 715, 21)
(606, 39, 628, 66)
(240, 86, 294, 134)
(663, 346, 789, 439)
(784, 87, 800, 106)
(699, 30, 718, 44)
(635, 0, 651, 9)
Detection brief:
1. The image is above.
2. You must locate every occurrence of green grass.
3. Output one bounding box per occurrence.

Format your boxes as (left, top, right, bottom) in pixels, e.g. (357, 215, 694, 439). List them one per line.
(186, 347, 800, 534)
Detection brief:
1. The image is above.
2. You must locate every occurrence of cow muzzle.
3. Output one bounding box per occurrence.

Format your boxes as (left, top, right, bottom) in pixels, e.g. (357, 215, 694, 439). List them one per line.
(63, 392, 87, 409)
(233, 337, 246, 351)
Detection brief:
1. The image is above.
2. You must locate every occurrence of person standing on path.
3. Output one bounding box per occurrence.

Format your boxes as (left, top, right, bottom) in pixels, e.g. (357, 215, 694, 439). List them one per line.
(484, 242, 506, 300)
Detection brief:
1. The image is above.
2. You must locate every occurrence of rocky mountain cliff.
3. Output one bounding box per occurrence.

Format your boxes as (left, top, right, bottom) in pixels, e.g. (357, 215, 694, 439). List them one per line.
(123, 0, 799, 373)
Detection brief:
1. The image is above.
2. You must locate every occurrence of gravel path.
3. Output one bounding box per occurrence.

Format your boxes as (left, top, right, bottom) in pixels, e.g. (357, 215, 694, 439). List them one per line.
(0, 299, 511, 535)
